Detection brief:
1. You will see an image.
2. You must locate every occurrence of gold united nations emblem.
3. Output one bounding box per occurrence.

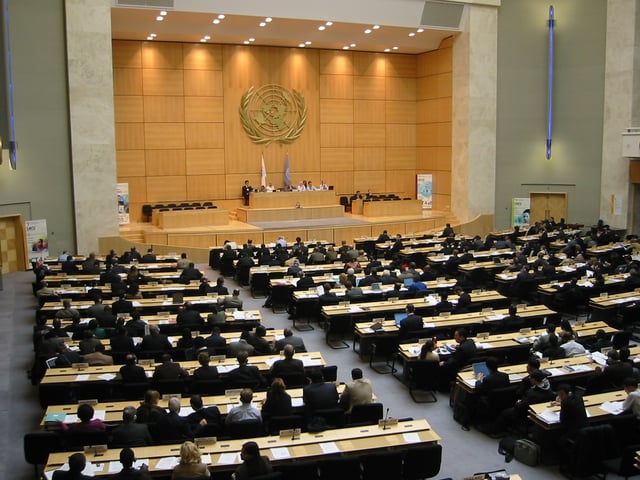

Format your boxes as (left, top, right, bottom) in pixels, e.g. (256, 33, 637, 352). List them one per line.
(239, 84, 307, 145)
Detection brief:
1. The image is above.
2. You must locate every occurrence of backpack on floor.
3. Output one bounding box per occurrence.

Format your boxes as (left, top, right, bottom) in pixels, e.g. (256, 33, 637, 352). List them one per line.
(514, 438, 540, 466)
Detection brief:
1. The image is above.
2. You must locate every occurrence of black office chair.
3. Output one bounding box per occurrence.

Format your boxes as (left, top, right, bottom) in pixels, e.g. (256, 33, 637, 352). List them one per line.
(76, 381, 113, 403)
(361, 451, 403, 480)
(24, 431, 60, 480)
(402, 444, 442, 480)
(318, 456, 361, 480)
(276, 372, 308, 389)
(251, 272, 270, 298)
(64, 429, 109, 451)
(325, 317, 351, 349)
(225, 419, 265, 439)
(190, 379, 225, 396)
(369, 337, 398, 374)
(112, 380, 150, 401)
(311, 408, 345, 429)
(602, 443, 640, 480)
(142, 204, 152, 221)
(612, 330, 631, 349)
(320, 365, 338, 382)
(39, 383, 75, 408)
(339, 196, 351, 212)
(562, 424, 618, 478)
(267, 414, 304, 435)
(150, 378, 187, 396)
(406, 360, 440, 403)
(349, 402, 383, 426)
(277, 461, 319, 480)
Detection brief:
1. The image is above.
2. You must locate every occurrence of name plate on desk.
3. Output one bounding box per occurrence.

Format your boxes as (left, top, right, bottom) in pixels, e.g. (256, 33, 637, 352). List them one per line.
(78, 399, 98, 406)
(279, 428, 301, 440)
(194, 436, 217, 445)
(225, 389, 242, 396)
(378, 418, 398, 428)
(210, 355, 226, 362)
(161, 393, 181, 400)
(138, 359, 154, 366)
(83, 444, 108, 454)
(72, 363, 89, 370)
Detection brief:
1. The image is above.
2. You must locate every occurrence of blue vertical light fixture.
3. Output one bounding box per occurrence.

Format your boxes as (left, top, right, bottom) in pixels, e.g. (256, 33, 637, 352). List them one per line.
(2, 0, 16, 169)
(546, 5, 555, 160)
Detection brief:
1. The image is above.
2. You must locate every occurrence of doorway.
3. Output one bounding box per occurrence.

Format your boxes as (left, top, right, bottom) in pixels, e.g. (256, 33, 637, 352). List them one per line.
(529, 192, 567, 224)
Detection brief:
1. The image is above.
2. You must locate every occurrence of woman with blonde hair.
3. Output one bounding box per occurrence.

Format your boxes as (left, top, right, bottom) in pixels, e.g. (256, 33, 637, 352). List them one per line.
(172, 441, 210, 479)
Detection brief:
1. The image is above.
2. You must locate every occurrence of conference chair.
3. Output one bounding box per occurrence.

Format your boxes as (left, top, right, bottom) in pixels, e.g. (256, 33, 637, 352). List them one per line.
(368, 336, 398, 374)
(402, 444, 442, 480)
(24, 431, 60, 480)
(277, 461, 319, 480)
(349, 402, 383, 426)
(266, 414, 304, 435)
(224, 419, 265, 439)
(602, 443, 640, 480)
(311, 408, 345, 429)
(361, 451, 403, 480)
(275, 372, 308, 389)
(562, 424, 618, 478)
(190, 379, 225, 396)
(406, 360, 440, 403)
(320, 365, 337, 382)
(64, 429, 109, 451)
(318, 456, 361, 480)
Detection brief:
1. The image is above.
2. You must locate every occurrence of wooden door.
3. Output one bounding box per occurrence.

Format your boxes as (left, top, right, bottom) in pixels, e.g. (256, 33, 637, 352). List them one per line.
(0, 214, 28, 273)
(529, 192, 567, 224)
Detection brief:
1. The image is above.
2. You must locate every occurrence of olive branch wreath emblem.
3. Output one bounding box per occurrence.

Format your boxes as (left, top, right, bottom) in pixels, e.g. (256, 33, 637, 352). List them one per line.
(239, 85, 307, 145)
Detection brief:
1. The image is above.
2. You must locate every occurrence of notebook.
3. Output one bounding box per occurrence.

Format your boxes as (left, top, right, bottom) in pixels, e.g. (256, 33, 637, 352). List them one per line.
(472, 362, 490, 378)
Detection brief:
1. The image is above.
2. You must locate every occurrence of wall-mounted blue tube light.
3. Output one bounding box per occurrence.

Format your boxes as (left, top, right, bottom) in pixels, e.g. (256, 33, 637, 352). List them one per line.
(546, 5, 555, 160)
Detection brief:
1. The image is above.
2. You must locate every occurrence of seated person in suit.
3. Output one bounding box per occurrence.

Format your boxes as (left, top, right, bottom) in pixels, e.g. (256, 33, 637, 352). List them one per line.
(589, 328, 613, 352)
(344, 281, 364, 301)
(543, 333, 566, 360)
(60, 403, 106, 432)
(339, 368, 373, 414)
(153, 397, 192, 444)
(247, 325, 273, 354)
(227, 351, 266, 389)
(139, 326, 172, 353)
(261, 378, 293, 423)
(110, 447, 151, 480)
(622, 377, 640, 420)
(274, 328, 307, 352)
(318, 283, 339, 306)
(111, 293, 135, 316)
(176, 302, 204, 327)
(295, 271, 315, 290)
(233, 441, 273, 480)
(186, 394, 222, 437)
(124, 311, 147, 339)
(419, 340, 439, 361)
(453, 286, 471, 313)
(153, 353, 189, 380)
(440, 328, 477, 383)
(559, 332, 587, 357)
(588, 350, 634, 393)
(398, 303, 423, 339)
(270, 344, 304, 379)
(303, 369, 339, 416)
(434, 291, 454, 314)
(52, 453, 92, 480)
(193, 351, 219, 380)
(554, 383, 589, 448)
(204, 326, 227, 349)
(474, 356, 510, 394)
(221, 289, 243, 310)
(136, 390, 166, 424)
(211, 277, 229, 295)
(225, 388, 262, 425)
(179, 262, 203, 283)
(118, 354, 147, 383)
(110, 407, 153, 447)
(56, 298, 81, 323)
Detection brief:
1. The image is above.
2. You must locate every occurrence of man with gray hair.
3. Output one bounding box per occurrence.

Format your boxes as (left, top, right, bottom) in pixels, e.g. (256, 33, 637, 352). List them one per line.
(152, 396, 192, 444)
(110, 406, 153, 447)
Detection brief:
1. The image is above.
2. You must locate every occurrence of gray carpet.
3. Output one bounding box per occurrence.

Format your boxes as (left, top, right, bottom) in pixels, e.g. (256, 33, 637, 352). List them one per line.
(250, 217, 368, 229)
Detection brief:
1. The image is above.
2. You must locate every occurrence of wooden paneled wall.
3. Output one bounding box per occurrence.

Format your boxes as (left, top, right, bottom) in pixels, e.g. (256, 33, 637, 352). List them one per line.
(417, 37, 453, 211)
(113, 39, 453, 222)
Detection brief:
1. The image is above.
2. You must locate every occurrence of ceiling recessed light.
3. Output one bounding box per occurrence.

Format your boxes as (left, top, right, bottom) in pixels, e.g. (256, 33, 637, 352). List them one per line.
(408, 32, 415, 37)
(212, 19, 220, 24)
(200, 39, 207, 43)
(159, 10, 167, 16)
(149, 33, 157, 37)
(325, 21, 333, 26)
(364, 29, 372, 34)
(343, 46, 349, 50)
(147, 36, 153, 40)
(243, 40, 250, 45)
(384, 48, 391, 52)
(392, 46, 399, 50)
(204, 35, 210, 40)
(156, 16, 163, 21)
(305, 41, 311, 45)
(249, 37, 255, 42)
(298, 43, 306, 48)
(265, 17, 272, 23)
(350, 43, 356, 47)
(318, 25, 326, 31)
(417, 28, 424, 33)
(259, 22, 266, 27)
(373, 25, 380, 30)
(218, 14, 225, 19)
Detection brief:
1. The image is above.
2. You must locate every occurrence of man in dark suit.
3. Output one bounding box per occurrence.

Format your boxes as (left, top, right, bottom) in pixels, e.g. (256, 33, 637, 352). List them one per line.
(118, 354, 148, 383)
(274, 328, 306, 352)
(140, 248, 156, 263)
(109, 447, 152, 480)
(152, 353, 189, 380)
(211, 277, 229, 295)
(204, 326, 227, 349)
(295, 271, 315, 290)
(242, 180, 253, 206)
(440, 328, 477, 384)
(248, 325, 273, 354)
(270, 344, 305, 378)
(303, 369, 339, 416)
(187, 394, 222, 437)
(110, 406, 153, 447)
(176, 302, 204, 327)
(152, 397, 192, 444)
(124, 312, 146, 338)
(556, 383, 589, 447)
(398, 303, 423, 339)
(179, 262, 203, 283)
(227, 351, 266, 389)
(52, 453, 93, 480)
(474, 356, 510, 395)
(318, 283, 339, 306)
(111, 293, 134, 316)
(138, 326, 171, 353)
(193, 351, 219, 380)
(82, 253, 101, 274)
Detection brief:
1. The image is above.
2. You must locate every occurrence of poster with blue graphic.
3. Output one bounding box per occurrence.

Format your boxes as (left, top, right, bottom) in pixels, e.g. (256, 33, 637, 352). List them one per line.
(417, 174, 433, 209)
(512, 198, 530, 227)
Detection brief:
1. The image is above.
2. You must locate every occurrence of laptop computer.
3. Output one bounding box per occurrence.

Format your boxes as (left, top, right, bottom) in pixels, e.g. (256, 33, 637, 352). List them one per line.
(371, 282, 381, 291)
(394, 312, 407, 326)
(403, 277, 414, 287)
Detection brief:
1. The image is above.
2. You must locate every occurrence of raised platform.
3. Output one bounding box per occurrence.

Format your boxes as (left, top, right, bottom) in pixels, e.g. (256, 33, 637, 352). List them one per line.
(363, 199, 423, 217)
(154, 208, 229, 228)
(249, 190, 336, 208)
(237, 205, 344, 223)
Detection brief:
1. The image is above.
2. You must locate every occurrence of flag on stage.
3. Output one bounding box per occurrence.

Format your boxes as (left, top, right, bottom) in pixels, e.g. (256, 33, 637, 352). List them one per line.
(284, 153, 290, 187)
(261, 153, 267, 188)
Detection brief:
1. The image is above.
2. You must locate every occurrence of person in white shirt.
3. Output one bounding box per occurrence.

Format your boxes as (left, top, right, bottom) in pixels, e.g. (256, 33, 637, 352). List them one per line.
(297, 181, 306, 191)
(622, 377, 640, 419)
(225, 388, 262, 424)
(265, 182, 275, 192)
(319, 180, 329, 190)
(307, 181, 318, 191)
(559, 332, 587, 357)
(275, 236, 287, 248)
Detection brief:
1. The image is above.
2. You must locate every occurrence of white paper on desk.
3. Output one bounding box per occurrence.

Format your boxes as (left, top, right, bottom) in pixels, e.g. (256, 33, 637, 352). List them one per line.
(155, 457, 179, 469)
(537, 410, 560, 424)
(159, 319, 169, 325)
(65, 414, 79, 423)
(179, 407, 195, 416)
(167, 336, 177, 344)
(98, 373, 116, 381)
(275, 335, 284, 341)
(51, 461, 102, 477)
(362, 327, 374, 334)
(292, 397, 303, 407)
(486, 314, 506, 321)
(475, 342, 492, 349)
(348, 306, 363, 313)
(69, 346, 80, 352)
(403, 432, 421, 444)
(92, 410, 106, 421)
(424, 296, 438, 305)
(301, 357, 322, 367)
(463, 378, 476, 388)
(201, 454, 212, 464)
(409, 347, 421, 356)
(270, 447, 291, 460)
(232, 311, 245, 320)
(592, 351, 608, 366)
(264, 357, 277, 367)
(75, 374, 90, 381)
(600, 401, 625, 415)
(545, 368, 565, 376)
(132, 301, 141, 307)
(508, 374, 523, 382)
(217, 365, 234, 374)
(569, 364, 592, 373)
(217, 452, 241, 465)
(145, 370, 153, 378)
(422, 323, 436, 328)
(108, 459, 150, 473)
(320, 442, 340, 454)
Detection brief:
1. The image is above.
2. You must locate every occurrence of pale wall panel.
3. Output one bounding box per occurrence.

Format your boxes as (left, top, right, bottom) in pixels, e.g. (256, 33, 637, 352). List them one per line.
(319, 99, 353, 123)
(186, 149, 226, 175)
(417, 147, 452, 170)
(116, 150, 145, 177)
(143, 96, 185, 122)
(321, 124, 354, 148)
(319, 74, 354, 99)
(417, 47, 453, 77)
(186, 175, 227, 200)
(185, 123, 224, 149)
(417, 72, 452, 100)
(386, 147, 416, 170)
(183, 43, 222, 70)
(385, 171, 415, 197)
(144, 123, 185, 149)
(115, 123, 144, 150)
(433, 170, 451, 195)
(321, 172, 353, 195)
(145, 150, 186, 176)
(354, 124, 386, 147)
(354, 52, 386, 77)
(334, 225, 373, 243)
(184, 70, 223, 96)
(416, 98, 451, 124)
(354, 172, 385, 193)
(386, 101, 416, 124)
(386, 54, 417, 78)
(114, 96, 143, 123)
(354, 100, 385, 124)
(141, 42, 184, 69)
(319, 51, 354, 75)
(119, 176, 147, 203)
(354, 147, 385, 171)
(354, 76, 385, 100)
(320, 148, 354, 171)
(386, 77, 416, 101)
(146, 176, 187, 202)
(386, 124, 416, 147)
(142, 69, 184, 96)
(184, 97, 224, 122)
(416, 123, 451, 147)
(112, 40, 141, 68)
(113, 68, 142, 95)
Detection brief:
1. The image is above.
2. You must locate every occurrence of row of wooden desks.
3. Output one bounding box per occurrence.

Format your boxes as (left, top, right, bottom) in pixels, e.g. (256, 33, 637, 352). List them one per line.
(46, 281, 213, 299)
(43, 419, 439, 477)
(249, 262, 377, 280)
(44, 255, 179, 265)
(42, 271, 183, 286)
(589, 288, 640, 310)
(47, 262, 178, 274)
(40, 352, 326, 385)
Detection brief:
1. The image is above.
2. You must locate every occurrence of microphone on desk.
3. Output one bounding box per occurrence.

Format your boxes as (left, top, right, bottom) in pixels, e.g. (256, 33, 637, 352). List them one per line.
(383, 407, 390, 430)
